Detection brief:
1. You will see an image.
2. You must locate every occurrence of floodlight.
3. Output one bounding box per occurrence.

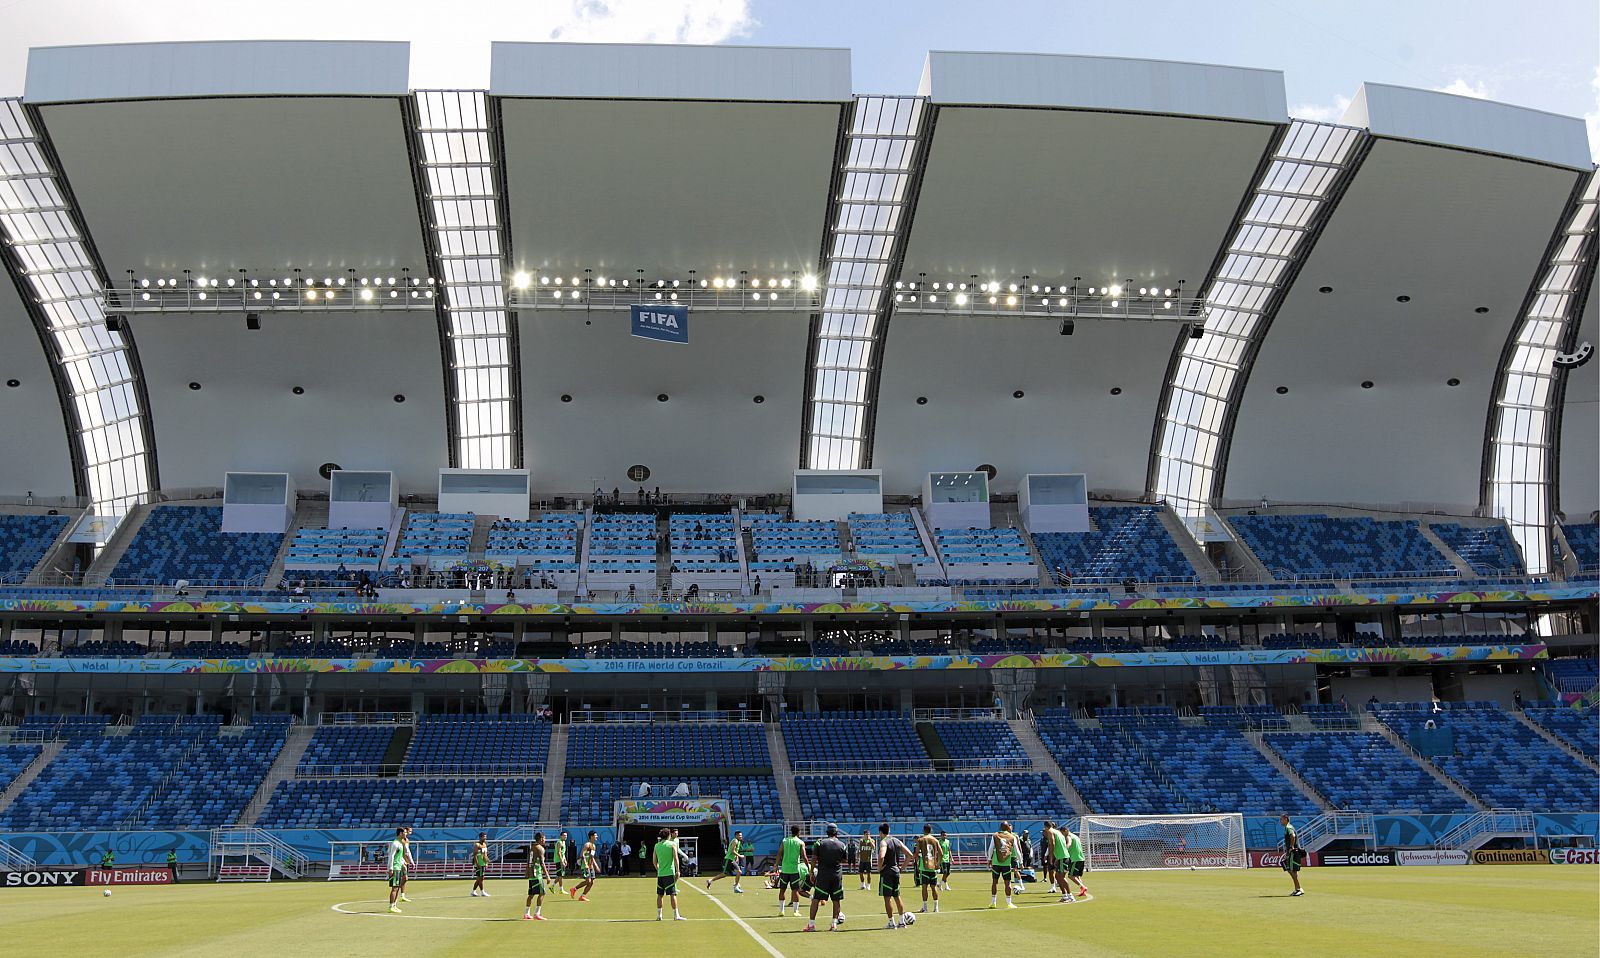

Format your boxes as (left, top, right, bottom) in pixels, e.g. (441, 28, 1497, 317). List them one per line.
(360, 288, 375, 301)
(800, 274, 818, 292)
(512, 271, 531, 289)
(955, 293, 968, 305)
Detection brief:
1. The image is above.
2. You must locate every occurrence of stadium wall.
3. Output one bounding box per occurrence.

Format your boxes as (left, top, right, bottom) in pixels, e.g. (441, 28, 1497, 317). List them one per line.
(4, 814, 1596, 867)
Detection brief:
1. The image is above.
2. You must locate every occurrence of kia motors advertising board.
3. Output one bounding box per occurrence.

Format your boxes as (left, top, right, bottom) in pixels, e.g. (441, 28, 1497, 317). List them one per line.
(1158, 852, 1245, 868)
(1319, 850, 1396, 866)
(1395, 849, 1469, 866)
(1548, 848, 1599, 865)
(1471, 849, 1550, 865)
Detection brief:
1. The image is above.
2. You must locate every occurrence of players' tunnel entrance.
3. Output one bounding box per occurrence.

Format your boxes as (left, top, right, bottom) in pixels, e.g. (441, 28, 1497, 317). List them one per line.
(620, 823, 725, 878)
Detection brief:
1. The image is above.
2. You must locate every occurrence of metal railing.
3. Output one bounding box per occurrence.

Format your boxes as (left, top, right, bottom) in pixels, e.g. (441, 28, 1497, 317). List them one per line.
(324, 712, 416, 726)
(294, 762, 544, 780)
(1436, 809, 1536, 851)
(567, 709, 761, 724)
(911, 707, 1006, 722)
(115, 278, 436, 313)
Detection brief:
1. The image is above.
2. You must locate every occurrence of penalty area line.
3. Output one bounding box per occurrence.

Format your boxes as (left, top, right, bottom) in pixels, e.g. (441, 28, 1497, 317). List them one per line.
(687, 883, 786, 958)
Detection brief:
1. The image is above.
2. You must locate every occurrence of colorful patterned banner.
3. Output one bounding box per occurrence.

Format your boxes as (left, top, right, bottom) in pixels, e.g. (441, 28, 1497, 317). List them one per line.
(0, 585, 1589, 618)
(0, 643, 1547, 674)
(615, 798, 729, 825)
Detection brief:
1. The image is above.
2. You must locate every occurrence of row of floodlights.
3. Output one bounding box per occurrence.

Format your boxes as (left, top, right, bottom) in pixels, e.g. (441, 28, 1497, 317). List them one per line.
(510, 272, 820, 293)
(893, 291, 1176, 309)
(131, 273, 435, 303)
(896, 280, 1181, 297)
(137, 275, 434, 289)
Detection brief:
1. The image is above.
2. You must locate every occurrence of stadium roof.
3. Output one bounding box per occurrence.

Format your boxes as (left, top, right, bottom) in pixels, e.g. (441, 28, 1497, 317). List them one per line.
(0, 39, 1593, 568)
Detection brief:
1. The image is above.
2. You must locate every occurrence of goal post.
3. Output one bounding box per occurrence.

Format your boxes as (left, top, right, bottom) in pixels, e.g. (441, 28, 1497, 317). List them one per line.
(1079, 814, 1246, 870)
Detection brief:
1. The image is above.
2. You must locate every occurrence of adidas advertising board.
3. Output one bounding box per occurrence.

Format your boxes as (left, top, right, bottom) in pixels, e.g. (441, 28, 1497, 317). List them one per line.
(1319, 850, 1395, 866)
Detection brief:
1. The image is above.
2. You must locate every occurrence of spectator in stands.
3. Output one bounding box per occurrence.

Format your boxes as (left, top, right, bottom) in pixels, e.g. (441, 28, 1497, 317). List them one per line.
(1513, 689, 1523, 711)
(752, 575, 762, 594)
(505, 590, 517, 604)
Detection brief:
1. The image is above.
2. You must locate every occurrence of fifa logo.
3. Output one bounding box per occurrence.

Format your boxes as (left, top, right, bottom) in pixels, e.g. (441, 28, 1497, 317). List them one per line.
(638, 310, 681, 329)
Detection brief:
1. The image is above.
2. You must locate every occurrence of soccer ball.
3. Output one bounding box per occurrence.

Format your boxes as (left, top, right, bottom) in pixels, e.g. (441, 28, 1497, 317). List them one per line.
(1189, 865, 1196, 871)
(103, 889, 112, 897)
(903, 912, 915, 926)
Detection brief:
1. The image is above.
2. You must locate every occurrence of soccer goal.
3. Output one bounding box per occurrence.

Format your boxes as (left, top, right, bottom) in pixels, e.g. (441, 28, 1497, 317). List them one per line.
(1079, 814, 1246, 870)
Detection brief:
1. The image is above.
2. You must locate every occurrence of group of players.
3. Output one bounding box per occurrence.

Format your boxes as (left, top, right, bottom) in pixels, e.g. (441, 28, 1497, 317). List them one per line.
(383, 819, 1093, 929)
(739, 820, 1092, 931)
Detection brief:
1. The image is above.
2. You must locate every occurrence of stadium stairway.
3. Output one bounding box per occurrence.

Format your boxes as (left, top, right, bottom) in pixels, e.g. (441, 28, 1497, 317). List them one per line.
(1156, 506, 1221, 583)
(1416, 524, 1476, 579)
(1213, 513, 1272, 579)
(84, 504, 152, 581)
(1244, 732, 1335, 811)
(383, 725, 415, 774)
(537, 725, 569, 822)
(0, 740, 63, 815)
(22, 510, 86, 584)
(1008, 717, 1092, 814)
(469, 515, 495, 556)
(1367, 714, 1488, 811)
(1512, 710, 1600, 772)
(914, 722, 952, 764)
(235, 723, 315, 826)
(764, 722, 803, 822)
(264, 499, 325, 590)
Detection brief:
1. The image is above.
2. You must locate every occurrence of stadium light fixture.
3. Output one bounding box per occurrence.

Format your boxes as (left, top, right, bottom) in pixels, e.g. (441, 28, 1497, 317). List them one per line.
(955, 293, 968, 305)
(512, 271, 531, 289)
(360, 288, 374, 301)
(800, 274, 818, 292)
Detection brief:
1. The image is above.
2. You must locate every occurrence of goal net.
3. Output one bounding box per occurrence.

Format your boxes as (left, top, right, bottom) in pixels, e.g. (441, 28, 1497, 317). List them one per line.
(1080, 814, 1246, 870)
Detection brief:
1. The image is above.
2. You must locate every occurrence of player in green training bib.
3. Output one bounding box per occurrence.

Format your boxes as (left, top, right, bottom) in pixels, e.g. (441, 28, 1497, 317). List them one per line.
(1281, 815, 1305, 897)
(777, 824, 809, 916)
(471, 831, 491, 898)
(569, 831, 598, 902)
(553, 831, 572, 902)
(654, 828, 685, 921)
(524, 832, 548, 920)
(386, 827, 407, 914)
(988, 821, 1019, 909)
(1065, 827, 1089, 901)
(706, 829, 747, 894)
(938, 830, 953, 890)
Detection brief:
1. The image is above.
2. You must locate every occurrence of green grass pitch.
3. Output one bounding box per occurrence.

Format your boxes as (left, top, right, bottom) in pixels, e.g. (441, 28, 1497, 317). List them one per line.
(2, 865, 1592, 957)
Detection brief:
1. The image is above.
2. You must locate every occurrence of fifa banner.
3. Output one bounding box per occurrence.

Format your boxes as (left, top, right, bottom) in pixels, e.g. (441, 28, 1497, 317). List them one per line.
(1470, 849, 1550, 865)
(2, 866, 173, 887)
(1549, 848, 1600, 865)
(615, 798, 729, 826)
(1395, 849, 1469, 866)
(631, 303, 689, 344)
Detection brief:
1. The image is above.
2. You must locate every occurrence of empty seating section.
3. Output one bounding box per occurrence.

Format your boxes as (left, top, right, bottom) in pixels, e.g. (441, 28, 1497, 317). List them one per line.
(782, 712, 930, 769)
(562, 776, 781, 823)
(931, 527, 1035, 583)
(1261, 631, 1338, 649)
(847, 513, 930, 565)
(567, 722, 767, 770)
(1521, 707, 1598, 761)
(1546, 658, 1598, 695)
(405, 715, 551, 771)
(747, 516, 842, 579)
(1563, 522, 1599, 572)
(930, 721, 1029, 768)
(393, 512, 473, 560)
(1128, 725, 1319, 815)
(1370, 702, 1595, 809)
(486, 514, 581, 581)
(1297, 703, 1359, 728)
(668, 513, 741, 587)
(1428, 522, 1523, 575)
(257, 778, 540, 828)
(114, 506, 283, 584)
(1165, 635, 1241, 651)
(586, 514, 656, 587)
(1265, 732, 1473, 812)
(20, 714, 111, 739)
(1195, 705, 1286, 728)
(0, 714, 287, 830)
(139, 717, 290, 828)
(1033, 507, 1196, 584)
(0, 744, 41, 791)
(284, 527, 385, 571)
(297, 725, 396, 772)
(0, 512, 70, 577)
(795, 772, 1068, 820)
(1227, 514, 1452, 580)
(1033, 712, 1186, 814)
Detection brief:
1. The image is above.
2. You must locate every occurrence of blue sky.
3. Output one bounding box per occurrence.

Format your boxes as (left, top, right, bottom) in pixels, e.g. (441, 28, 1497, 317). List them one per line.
(0, 0, 1594, 153)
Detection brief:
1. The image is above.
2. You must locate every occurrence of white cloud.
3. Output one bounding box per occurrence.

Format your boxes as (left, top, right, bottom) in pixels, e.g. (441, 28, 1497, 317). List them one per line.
(1289, 94, 1352, 124)
(0, 0, 756, 94)
(1585, 65, 1600, 162)
(1434, 77, 1491, 99)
